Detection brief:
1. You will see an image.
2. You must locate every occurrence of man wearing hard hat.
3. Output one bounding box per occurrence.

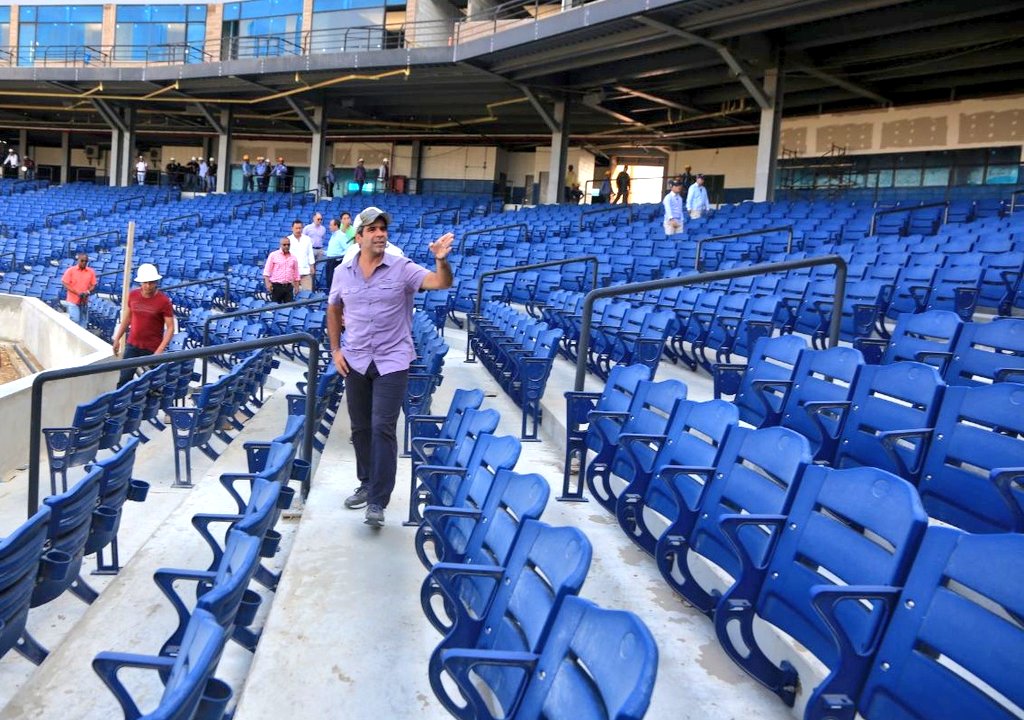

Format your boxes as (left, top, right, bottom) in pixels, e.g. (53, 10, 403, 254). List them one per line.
(111, 263, 175, 387)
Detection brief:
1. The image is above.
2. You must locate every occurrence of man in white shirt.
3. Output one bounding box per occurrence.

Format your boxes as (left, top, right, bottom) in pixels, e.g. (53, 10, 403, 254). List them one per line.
(286, 219, 317, 292)
(135, 156, 147, 186)
(662, 179, 684, 235)
(378, 158, 389, 191)
(3, 148, 19, 178)
(686, 174, 710, 220)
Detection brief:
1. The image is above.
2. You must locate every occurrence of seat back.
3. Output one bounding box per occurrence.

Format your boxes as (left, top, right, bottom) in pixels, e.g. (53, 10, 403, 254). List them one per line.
(431, 432, 522, 509)
(516, 596, 658, 720)
(34, 467, 102, 606)
(882, 310, 963, 368)
(430, 521, 592, 698)
(779, 346, 864, 458)
(944, 318, 1024, 386)
(857, 527, 1024, 720)
(0, 508, 50, 659)
(753, 466, 927, 704)
(684, 426, 812, 613)
(833, 361, 945, 479)
(725, 334, 807, 426)
(196, 529, 263, 631)
(919, 383, 1024, 533)
(628, 398, 738, 523)
(146, 609, 229, 720)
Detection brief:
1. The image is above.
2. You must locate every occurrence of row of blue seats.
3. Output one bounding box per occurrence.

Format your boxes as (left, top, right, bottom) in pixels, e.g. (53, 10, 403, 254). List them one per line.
(570, 363, 1022, 719)
(470, 303, 562, 440)
(408, 392, 659, 718)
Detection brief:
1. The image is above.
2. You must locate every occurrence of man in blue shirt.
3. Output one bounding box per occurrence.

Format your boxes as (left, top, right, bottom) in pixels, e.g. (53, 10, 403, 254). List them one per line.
(686, 174, 711, 219)
(662, 179, 684, 235)
(255, 156, 269, 192)
(241, 155, 254, 192)
(273, 157, 289, 193)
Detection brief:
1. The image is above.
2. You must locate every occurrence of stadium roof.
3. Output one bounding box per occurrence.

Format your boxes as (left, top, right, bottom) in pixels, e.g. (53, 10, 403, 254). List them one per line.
(0, 0, 1021, 151)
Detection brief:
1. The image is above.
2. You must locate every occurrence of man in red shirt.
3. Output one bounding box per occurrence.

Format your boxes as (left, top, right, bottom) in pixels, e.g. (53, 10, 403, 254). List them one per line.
(61, 252, 97, 328)
(111, 263, 176, 387)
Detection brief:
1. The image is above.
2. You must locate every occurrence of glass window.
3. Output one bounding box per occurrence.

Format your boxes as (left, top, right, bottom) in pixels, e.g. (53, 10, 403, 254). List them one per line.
(114, 5, 206, 62)
(310, 7, 385, 51)
(894, 168, 922, 187)
(954, 166, 984, 186)
(922, 167, 950, 187)
(985, 165, 1019, 185)
(225, 0, 302, 57)
(18, 5, 102, 66)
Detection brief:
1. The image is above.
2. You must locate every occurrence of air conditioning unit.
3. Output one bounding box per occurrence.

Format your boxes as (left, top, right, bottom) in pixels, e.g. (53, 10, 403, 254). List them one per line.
(84, 145, 98, 160)
(149, 148, 160, 162)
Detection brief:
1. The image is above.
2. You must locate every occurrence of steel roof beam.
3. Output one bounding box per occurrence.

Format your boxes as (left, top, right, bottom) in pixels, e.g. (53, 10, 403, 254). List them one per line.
(633, 16, 770, 110)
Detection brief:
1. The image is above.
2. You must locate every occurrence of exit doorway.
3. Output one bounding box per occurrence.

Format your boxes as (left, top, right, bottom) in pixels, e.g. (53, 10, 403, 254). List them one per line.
(611, 157, 666, 204)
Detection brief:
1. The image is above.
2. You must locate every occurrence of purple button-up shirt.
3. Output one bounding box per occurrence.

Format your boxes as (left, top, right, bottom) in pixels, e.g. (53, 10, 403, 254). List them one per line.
(328, 251, 429, 375)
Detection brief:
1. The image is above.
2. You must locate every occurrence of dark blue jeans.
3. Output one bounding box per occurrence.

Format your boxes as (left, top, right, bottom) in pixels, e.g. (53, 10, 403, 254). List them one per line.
(344, 361, 408, 509)
(117, 344, 153, 388)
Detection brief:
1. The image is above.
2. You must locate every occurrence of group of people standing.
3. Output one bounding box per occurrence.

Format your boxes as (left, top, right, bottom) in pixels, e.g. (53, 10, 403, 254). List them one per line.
(3, 148, 35, 179)
(662, 165, 710, 235)
(163, 157, 220, 191)
(68, 202, 451, 532)
(239, 156, 292, 193)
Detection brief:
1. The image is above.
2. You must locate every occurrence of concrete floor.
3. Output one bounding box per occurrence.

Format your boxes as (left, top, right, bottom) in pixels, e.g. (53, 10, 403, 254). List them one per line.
(0, 326, 799, 719)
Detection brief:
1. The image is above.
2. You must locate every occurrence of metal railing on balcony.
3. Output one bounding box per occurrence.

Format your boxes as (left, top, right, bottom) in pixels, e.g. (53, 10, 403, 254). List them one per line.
(0, 0, 604, 68)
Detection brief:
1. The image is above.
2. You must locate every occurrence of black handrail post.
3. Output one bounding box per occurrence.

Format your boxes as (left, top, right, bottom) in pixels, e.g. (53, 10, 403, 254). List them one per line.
(573, 255, 848, 393)
(869, 201, 948, 236)
(470, 256, 600, 363)
(158, 213, 203, 235)
(0, 250, 17, 271)
(694, 225, 794, 271)
(200, 297, 325, 384)
(27, 332, 318, 518)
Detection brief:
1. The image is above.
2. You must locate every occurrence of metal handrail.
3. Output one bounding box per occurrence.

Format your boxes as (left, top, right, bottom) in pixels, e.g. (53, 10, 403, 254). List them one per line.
(27, 332, 319, 518)
(111, 194, 145, 213)
(232, 198, 266, 219)
(458, 223, 529, 255)
(573, 255, 848, 392)
(159, 213, 203, 234)
(579, 204, 633, 230)
(62, 230, 120, 260)
(200, 298, 325, 383)
(0, 250, 18, 271)
(469, 256, 600, 362)
(44, 208, 86, 228)
(869, 201, 949, 236)
(1010, 189, 1024, 214)
(695, 225, 794, 271)
(419, 207, 462, 229)
(161, 275, 234, 310)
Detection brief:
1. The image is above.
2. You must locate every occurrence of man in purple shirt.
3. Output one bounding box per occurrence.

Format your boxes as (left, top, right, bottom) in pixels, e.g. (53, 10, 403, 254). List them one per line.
(326, 206, 454, 527)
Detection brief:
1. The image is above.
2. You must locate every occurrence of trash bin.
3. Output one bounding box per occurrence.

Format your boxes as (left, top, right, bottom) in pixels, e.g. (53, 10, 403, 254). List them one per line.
(391, 175, 407, 194)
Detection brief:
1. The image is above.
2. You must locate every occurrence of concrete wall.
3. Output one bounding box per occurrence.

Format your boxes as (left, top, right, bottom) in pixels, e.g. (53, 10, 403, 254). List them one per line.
(0, 295, 115, 482)
(667, 146, 758, 188)
(779, 94, 1024, 158)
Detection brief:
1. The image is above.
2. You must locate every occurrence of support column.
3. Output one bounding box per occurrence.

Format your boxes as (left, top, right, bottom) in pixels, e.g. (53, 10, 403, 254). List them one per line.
(60, 131, 71, 185)
(409, 140, 422, 195)
(308, 105, 328, 197)
(543, 96, 570, 205)
(216, 109, 233, 193)
(753, 63, 784, 203)
(118, 108, 136, 187)
(108, 130, 122, 187)
(17, 129, 27, 160)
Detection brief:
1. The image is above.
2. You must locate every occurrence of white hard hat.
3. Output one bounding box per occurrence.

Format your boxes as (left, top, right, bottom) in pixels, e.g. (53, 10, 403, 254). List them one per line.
(135, 263, 162, 283)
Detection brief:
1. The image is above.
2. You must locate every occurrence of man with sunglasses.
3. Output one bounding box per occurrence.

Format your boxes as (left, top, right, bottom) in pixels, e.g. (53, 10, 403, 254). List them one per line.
(263, 228, 302, 303)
